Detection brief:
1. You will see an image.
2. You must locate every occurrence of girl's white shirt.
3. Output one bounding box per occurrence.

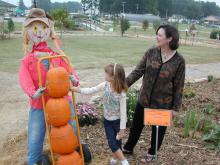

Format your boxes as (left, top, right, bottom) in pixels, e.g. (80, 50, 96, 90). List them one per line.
(80, 81, 127, 129)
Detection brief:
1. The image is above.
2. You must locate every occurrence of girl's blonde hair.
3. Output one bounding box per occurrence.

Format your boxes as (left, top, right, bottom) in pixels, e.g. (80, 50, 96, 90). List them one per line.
(22, 21, 59, 55)
(104, 63, 128, 94)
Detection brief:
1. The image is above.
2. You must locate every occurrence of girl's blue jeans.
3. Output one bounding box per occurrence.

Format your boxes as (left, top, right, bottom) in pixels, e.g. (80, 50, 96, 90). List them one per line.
(27, 102, 77, 165)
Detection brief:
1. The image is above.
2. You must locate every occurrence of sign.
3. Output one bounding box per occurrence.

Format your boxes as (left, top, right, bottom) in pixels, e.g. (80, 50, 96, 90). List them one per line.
(144, 109, 172, 127)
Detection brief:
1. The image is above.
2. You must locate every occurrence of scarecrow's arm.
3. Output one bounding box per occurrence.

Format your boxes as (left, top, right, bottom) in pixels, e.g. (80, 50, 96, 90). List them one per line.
(19, 60, 36, 98)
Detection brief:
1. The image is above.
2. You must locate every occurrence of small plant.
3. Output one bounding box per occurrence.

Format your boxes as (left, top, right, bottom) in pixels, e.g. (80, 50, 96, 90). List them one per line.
(203, 103, 217, 115)
(77, 103, 98, 127)
(183, 108, 214, 138)
(183, 87, 196, 98)
(142, 20, 149, 31)
(202, 125, 220, 151)
(207, 75, 215, 82)
(126, 88, 139, 127)
(183, 108, 198, 137)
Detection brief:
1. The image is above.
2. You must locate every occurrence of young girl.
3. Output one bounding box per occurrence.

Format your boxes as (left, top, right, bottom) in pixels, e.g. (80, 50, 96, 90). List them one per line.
(74, 63, 129, 165)
(19, 8, 79, 165)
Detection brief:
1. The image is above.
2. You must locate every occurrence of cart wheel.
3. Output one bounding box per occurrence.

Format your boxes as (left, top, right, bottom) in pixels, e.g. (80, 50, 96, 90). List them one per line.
(41, 154, 51, 165)
(77, 143, 92, 164)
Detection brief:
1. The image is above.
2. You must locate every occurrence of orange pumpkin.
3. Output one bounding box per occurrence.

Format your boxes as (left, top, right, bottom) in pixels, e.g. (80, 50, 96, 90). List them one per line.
(50, 124, 78, 154)
(57, 151, 83, 165)
(45, 98, 71, 127)
(46, 67, 70, 98)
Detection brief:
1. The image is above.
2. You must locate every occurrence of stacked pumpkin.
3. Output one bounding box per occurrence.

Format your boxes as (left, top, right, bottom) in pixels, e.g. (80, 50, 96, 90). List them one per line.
(45, 67, 83, 165)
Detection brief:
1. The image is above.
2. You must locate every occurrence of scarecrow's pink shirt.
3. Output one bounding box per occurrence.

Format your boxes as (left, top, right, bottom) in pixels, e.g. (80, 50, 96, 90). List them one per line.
(19, 42, 79, 110)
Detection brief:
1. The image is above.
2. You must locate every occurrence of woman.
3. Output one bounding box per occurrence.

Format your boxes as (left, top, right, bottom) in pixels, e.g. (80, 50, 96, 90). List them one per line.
(122, 25, 185, 163)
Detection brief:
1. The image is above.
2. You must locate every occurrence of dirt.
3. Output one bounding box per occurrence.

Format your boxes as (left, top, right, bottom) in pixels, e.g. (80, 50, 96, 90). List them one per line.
(0, 69, 220, 165)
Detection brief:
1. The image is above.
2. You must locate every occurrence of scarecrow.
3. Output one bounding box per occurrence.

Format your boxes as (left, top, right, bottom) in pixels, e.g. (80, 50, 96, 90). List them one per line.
(19, 8, 79, 165)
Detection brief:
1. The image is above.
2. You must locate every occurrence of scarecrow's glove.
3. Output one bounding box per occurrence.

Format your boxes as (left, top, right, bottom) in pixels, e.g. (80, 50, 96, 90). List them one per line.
(69, 74, 79, 86)
(32, 87, 46, 99)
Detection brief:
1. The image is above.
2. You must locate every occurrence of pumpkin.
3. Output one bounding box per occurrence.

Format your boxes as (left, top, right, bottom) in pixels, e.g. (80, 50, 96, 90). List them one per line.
(57, 151, 83, 165)
(50, 124, 78, 154)
(46, 67, 69, 98)
(45, 98, 71, 127)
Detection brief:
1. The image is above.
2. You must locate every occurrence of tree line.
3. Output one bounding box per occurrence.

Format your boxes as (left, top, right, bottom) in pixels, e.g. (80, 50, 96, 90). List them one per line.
(99, 0, 220, 19)
(18, 0, 82, 13)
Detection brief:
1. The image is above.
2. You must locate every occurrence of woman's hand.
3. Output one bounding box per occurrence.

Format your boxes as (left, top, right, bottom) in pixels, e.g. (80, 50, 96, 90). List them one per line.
(32, 87, 46, 99)
(116, 129, 125, 140)
(172, 110, 178, 118)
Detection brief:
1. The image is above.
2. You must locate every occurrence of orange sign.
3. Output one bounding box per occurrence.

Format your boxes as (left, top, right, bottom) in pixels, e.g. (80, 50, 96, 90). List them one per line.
(144, 109, 172, 127)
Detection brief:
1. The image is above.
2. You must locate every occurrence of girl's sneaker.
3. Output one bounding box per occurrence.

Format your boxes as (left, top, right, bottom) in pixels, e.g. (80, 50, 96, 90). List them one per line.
(121, 159, 129, 165)
(110, 158, 118, 165)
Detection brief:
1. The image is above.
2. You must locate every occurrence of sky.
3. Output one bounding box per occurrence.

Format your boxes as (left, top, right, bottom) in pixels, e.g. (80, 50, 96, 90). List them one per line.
(5, 0, 220, 8)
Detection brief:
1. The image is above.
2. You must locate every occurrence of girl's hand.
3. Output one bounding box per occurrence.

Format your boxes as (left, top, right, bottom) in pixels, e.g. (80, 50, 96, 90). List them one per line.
(116, 129, 125, 140)
(72, 87, 81, 93)
(69, 74, 79, 86)
(32, 87, 46, 99)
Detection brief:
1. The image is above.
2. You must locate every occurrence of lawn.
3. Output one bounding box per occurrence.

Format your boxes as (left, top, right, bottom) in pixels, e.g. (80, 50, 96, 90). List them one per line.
(0, 36, 220, 72)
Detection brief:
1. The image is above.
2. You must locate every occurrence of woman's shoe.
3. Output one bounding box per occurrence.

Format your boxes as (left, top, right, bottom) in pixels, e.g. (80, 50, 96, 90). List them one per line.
(122, 147, 133, 155)
(140, 154, 155, 164)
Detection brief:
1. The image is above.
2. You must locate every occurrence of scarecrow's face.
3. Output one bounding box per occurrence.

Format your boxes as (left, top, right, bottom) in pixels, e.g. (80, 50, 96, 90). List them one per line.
(27, 21, 50, 45)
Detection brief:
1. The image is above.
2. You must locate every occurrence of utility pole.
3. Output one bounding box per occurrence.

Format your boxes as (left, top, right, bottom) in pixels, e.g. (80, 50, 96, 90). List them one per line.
(136, 4, 139, 14)
(32, 0, 37, 8)
(122, 2, 126, 14)
(166, 9, 168, 19)
(90, 0, 93, 30)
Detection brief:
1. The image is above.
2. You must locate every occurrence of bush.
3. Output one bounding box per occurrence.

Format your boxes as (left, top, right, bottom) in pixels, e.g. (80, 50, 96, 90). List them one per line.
(77, 103, 98, 127)
(210, 30, 220, 39)
(63, 19, 76, 30)
(142, 20, 149, 31)
(126, 88, 139, 127)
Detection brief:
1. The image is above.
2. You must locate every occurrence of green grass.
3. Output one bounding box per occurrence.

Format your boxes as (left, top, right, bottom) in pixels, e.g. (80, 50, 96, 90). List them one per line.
(0, 36, 220, 73)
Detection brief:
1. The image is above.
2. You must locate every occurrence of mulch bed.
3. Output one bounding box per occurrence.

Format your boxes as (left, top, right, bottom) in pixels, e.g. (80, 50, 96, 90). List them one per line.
(0, 79, 220, 165)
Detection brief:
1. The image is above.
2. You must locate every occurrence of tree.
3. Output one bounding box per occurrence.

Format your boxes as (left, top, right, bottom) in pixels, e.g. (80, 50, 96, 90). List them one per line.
(18, 0, 26, 11)
(7, 19, 15, 38)
(120, 17, 130, 37)
(51, 2, 82, 13)
(153, 20, 161, 32)
(142, 20, 149, 31)
(50, 8, 69, 38)
(158, 0, 172, 17)
(35, 0, 51, 12)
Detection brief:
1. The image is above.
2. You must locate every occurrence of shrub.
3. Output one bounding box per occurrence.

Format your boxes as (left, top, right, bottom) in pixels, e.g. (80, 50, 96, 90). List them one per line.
(126, 88, 139, 127)
(210, 30, 220, 39)
(76, 103, 98, 127)
(142, 20, 149, 31)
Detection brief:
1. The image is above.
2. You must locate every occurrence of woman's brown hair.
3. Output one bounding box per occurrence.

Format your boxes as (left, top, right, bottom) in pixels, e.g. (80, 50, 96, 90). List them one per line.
(104, 63, 128, 94)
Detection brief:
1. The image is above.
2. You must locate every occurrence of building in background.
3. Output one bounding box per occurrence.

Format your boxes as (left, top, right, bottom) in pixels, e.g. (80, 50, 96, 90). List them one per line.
(0, 0, 17, 16)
